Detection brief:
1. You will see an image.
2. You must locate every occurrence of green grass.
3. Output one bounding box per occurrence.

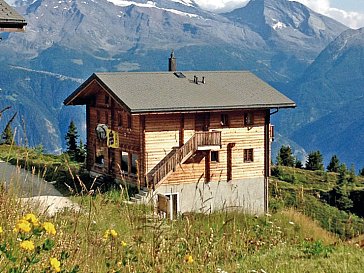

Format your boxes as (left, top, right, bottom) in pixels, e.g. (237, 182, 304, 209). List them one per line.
(1, 147, 364, 272)
(2, 188, 364, 272)
(270, 166, 364, 239)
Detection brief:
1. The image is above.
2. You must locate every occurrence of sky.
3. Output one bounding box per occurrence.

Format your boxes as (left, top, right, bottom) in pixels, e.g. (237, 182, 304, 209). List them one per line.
(194, 0, 364, 29)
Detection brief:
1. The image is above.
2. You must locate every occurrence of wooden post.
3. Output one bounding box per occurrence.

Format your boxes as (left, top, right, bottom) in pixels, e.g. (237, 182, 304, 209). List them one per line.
(140, 115, 146, 187)
(227, 143, 235, 181)
(205, 151, 211, 183)
(179, 114, 184, 147)
(264, 110, 271, 212)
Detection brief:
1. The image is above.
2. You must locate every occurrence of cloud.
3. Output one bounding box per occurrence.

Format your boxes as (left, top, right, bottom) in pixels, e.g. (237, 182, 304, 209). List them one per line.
(194, 0, 249, 13)
(291, 0, 364, 29)
(193, 0, 364, 28)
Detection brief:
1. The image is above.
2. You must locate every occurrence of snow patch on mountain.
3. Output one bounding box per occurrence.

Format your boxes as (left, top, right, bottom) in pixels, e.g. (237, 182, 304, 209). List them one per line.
(272, 19, 287, 30)
(107, 0, 156, 8)
(107, 0, 199, 17)
(170, 0, 193, 7)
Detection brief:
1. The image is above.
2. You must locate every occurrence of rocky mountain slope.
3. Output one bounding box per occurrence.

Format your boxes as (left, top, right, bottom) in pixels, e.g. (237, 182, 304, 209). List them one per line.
(0, 0, 357, 167)
(223, 0, 347, 80)
(286, 27, 364, 168)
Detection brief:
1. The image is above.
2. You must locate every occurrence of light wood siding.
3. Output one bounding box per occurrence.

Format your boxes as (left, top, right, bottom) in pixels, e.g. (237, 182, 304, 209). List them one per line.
(145, 114, 180, 172)
(184, 114, 195, 141)
(161, 110, 266, 185)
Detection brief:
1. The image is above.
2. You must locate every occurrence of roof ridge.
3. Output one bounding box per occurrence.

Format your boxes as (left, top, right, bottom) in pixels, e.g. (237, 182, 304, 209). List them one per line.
(95, 70, 251, 75)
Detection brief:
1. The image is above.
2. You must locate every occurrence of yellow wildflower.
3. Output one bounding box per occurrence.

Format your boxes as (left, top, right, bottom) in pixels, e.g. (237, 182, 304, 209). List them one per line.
(104, 229, 118, 239)
(23, 213, 40, 227)
(42, 222, 56, 235)
(184, 254, 194, 264)
(14, 219, 32, 233)
(50, 257, 61, 272)
(20, 240, 35, 252)
(0, 226, 3, 234)
(110, 229, 118, 238)
(121, 241, 127, 247)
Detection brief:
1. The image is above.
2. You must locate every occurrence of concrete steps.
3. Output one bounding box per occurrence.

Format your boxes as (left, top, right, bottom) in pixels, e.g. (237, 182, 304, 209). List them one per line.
(126, 188, 153, 205)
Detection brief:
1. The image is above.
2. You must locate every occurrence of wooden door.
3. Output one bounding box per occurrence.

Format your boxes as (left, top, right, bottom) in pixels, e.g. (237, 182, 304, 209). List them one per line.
(195, 113, 210, 131)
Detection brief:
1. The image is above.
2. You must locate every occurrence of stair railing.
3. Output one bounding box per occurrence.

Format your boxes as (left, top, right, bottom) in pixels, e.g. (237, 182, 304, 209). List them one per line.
(147, 131, 221, 188)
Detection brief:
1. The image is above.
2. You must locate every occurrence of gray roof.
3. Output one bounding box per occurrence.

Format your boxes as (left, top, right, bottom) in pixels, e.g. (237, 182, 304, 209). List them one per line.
(0, 0, 27, 30)
(65, 71, 296, 113)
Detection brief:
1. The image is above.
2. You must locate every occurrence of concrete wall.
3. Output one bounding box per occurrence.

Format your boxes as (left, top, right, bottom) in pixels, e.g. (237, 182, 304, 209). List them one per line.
(154, 177, 266, 215)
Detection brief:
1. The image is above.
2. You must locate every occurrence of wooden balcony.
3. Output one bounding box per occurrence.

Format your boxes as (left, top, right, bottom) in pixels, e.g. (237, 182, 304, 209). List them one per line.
(195, 131, 221, 150)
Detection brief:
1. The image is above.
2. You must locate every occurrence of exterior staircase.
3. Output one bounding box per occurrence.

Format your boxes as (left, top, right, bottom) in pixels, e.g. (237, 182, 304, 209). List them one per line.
(127, 131, 221, 205)
(147, 131, 221, 188)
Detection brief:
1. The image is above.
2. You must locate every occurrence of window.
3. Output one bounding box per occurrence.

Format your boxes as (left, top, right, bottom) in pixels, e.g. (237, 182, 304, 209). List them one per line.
(118, 112, 123, 127)
(244, 149, 254, 163)
(220, 114, 229, 126)
(131, 154, 138, 175)
(105, 95, 109, 105)
(95, 148, 104, 165)
(121, 152, 128, 173)
(127, 115, 132, 129)
(244, 113, 253, 126)
(211, 151, 219, 162)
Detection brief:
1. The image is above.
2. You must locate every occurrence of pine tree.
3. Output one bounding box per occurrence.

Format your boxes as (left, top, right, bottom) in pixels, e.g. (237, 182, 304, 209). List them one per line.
(1, 123, 14, 144)
(276, 145, 295, 167)
(327, 155, 340, 173)
(76, 139, 86, 163)
(306, 151, 324, 171)
(1, 112, 17, 145)
(65, 121, 79, 160)
(348, 164, 357, 184)
(295, 159, 303, 169)
(332, 164, 353, 211)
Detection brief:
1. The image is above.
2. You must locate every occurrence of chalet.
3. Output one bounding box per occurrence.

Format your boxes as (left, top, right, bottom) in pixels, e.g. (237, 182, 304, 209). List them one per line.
(0, 0, 27, 32)
(64, 53, 295, 215)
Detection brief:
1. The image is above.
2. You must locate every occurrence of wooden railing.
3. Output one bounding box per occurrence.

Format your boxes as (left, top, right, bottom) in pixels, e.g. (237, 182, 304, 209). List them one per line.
(147, 131, 221, 188)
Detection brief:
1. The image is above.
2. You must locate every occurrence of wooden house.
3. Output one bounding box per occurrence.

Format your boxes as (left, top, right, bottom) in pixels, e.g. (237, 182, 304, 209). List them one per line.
(64, 55, 295, 215)
(0, 0, 27, 32)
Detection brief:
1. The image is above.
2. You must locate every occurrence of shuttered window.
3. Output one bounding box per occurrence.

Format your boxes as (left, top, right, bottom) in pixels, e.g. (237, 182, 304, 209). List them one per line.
(244, 149, 254, 163)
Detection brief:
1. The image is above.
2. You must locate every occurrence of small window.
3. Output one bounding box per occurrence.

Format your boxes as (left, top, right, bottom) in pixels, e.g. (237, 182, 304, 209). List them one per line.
(244, 113, 253, 126)
(131, 154, 138, 175)
(220, 114, 229, 127)
(211, 151, 219, 162)
(95, 148, 104, 165)
(95, 155, 104, 165)
(121, 152, 128, 173)
(244, 149, 254, 163)
(105, 95, 109, 105)
(127, 115, 132, 129)
(118, 112, 123, 127)
(96, 110, 100, 123)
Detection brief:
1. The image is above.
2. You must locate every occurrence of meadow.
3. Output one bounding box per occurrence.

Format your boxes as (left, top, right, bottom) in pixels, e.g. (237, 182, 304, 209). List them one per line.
(0, 145, 364, 272)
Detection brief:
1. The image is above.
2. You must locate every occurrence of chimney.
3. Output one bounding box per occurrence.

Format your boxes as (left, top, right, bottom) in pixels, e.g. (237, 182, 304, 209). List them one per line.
(168, 49, 176, 72)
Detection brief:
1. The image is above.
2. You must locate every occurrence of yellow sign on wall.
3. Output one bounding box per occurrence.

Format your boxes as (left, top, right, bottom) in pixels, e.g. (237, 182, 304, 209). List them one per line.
(106, 129, 119, 148)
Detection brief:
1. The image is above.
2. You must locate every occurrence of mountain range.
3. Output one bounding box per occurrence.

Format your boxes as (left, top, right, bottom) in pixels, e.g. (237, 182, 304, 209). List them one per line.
(0, 0, 362, 168)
